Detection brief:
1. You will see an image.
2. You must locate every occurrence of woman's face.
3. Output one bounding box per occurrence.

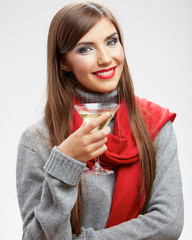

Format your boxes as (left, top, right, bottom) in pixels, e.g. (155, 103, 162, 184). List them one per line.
(64, 17, 125, 93)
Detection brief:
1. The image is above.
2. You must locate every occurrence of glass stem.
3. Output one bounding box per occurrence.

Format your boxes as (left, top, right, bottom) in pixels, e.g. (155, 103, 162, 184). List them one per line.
(92, 156, 103, 171)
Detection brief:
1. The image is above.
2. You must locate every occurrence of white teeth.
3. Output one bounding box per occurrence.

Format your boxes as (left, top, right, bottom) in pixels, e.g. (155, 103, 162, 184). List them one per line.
(95, 69, 114, 76)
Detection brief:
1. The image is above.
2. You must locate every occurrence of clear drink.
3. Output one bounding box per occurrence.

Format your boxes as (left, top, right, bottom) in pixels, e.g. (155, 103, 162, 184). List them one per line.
(79, 110, 115, 132)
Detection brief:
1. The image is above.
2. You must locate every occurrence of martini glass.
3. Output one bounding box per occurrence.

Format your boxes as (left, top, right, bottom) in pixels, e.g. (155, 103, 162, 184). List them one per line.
(74, 103, 119, 175)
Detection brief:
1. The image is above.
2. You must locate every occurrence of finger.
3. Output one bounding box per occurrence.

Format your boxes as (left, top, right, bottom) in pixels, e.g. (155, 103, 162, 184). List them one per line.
(79, 125, 110, 147)
(81, 112, 111, 134)
(90, 136, 108, 152)
(89, 126, 111, 144)
(91, 144, 108, 159)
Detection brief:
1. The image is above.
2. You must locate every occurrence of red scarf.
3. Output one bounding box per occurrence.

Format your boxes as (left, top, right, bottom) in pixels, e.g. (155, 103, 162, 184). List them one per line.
(73, 96, 176, 228)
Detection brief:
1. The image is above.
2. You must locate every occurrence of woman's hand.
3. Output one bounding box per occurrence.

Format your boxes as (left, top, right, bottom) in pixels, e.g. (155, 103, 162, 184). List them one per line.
(58, 112, 111, 162)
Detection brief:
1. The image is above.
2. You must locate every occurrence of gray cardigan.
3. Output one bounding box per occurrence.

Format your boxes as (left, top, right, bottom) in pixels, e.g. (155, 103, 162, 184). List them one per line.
(16, 119, 184, 240)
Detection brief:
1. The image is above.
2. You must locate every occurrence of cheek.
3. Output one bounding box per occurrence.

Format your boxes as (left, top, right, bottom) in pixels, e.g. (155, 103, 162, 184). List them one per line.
(70, 56, 94, 75)
(112, 43, 125, 63)
(117, 46, 125, 65)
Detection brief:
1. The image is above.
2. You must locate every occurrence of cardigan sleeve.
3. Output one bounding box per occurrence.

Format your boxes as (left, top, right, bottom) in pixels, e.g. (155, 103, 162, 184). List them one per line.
(80, 121, 184, 240)
(16, 129, 85, 240)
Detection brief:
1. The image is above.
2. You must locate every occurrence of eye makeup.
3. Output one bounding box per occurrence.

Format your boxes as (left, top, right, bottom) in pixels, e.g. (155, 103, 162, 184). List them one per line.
(74, 32, 119, 55)
(75, 34, 119, 55)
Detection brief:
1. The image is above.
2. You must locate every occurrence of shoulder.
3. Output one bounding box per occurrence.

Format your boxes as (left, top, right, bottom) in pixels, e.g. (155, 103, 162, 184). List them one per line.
(135, 96, 176, 139)
(20, 118, 49, 142)
(19, 118, 51, 158)
(154, 120, 175, 147)
(135, 96, 176, 120)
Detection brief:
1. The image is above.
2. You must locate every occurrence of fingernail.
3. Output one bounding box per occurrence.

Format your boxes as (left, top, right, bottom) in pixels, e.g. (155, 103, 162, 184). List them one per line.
(105, 126, 111, 133)
(104, 112, 110, 117)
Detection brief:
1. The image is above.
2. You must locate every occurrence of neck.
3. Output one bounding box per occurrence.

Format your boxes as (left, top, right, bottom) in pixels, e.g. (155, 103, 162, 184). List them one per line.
(74, 87, 118, 104)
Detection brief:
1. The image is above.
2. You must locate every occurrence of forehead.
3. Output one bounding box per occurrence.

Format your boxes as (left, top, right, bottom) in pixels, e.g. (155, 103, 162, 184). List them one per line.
(77, 17, 117, 42)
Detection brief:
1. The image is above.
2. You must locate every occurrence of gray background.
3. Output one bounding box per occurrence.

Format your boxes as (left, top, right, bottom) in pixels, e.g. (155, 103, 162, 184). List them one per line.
(0, 0, 191, 239)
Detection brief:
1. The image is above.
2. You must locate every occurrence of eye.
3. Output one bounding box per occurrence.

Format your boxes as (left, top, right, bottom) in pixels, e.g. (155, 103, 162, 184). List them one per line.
(77, 46, 93, 54)
(107, 37, 119, 47)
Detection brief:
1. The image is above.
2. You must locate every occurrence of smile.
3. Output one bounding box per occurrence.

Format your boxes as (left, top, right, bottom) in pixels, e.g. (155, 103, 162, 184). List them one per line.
(92, 66, 116, 79)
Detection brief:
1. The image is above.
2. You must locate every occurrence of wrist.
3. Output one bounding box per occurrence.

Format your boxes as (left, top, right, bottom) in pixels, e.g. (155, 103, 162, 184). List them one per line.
(58, 145, 73, 159)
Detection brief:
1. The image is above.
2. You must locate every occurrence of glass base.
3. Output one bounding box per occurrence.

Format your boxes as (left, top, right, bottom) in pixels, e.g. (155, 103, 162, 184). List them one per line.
(84, 161, 114, 175)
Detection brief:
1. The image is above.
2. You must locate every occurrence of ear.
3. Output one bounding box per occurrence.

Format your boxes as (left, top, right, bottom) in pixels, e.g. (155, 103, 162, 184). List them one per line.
(60, 57, 71, 72)
(60, 62, 71, 72)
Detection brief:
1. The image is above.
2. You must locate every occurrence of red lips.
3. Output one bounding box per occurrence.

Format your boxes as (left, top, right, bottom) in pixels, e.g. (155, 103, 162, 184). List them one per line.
(92, 66, 116, 79)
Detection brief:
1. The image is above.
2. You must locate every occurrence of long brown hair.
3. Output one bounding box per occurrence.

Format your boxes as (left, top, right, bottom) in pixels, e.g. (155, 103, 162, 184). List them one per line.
(45, 1, 156, 235)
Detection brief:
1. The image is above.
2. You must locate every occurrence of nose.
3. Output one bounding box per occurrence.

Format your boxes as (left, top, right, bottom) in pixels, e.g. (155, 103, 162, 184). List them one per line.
(97, 48, 112, 66)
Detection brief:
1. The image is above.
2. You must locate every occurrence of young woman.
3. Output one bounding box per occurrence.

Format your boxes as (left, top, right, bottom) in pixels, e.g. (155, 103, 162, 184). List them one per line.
(16, 2, 184, 239)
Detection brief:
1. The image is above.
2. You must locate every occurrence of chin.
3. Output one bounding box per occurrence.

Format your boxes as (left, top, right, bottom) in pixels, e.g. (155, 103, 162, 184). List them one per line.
(78, 82, 118, 94)
(100, 85, 118, 94)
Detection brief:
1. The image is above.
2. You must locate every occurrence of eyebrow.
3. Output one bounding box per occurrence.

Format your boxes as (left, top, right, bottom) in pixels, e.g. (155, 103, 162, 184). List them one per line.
(75, 32, 118, 47)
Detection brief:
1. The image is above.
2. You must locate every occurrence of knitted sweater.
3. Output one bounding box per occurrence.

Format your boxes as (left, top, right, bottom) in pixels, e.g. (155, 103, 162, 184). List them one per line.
(16, 119, 184, 240)
(16, 91, 184, 239)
